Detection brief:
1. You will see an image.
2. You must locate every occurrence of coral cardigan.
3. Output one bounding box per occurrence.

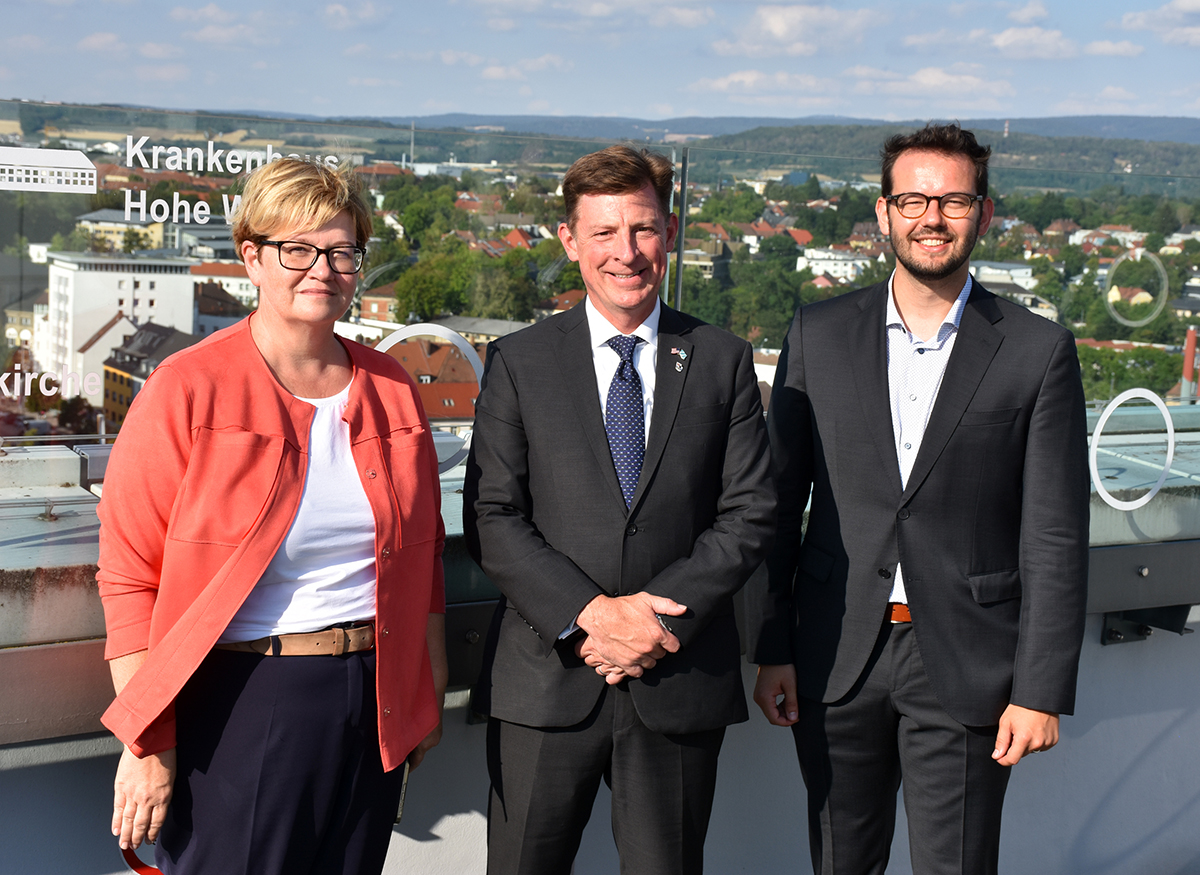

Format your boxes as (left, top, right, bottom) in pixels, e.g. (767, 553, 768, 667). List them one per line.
(97, 316, 445, 772)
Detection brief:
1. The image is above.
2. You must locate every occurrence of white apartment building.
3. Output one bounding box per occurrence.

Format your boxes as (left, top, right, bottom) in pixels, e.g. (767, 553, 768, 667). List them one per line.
(971, 261, 1038, 291)
(40, 253, 196, 400)
(796, 247, 879, 281)
(73, 312, 137, 407)
(190, 263, 257, 309)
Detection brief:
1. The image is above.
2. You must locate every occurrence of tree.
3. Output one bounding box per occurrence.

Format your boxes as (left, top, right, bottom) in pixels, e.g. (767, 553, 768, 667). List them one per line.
(122, 229, 151, 253)
(469, 249, 538, 321)
(57, 396, 99, 434)
(392, 246, 474, 321)
(758, 234, 800, 268)
(679, 267, 729, 329)
(1076, 345, 1182, 402)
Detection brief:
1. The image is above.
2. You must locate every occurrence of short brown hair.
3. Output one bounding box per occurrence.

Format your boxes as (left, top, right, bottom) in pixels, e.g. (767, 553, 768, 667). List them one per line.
(561, 145, 674, 229)
(232, 158, 372, 256)
(880, 123, 992, 197)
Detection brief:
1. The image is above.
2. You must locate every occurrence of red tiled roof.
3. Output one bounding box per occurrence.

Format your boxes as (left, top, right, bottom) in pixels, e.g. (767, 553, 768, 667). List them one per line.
(191, 263, 248, 277)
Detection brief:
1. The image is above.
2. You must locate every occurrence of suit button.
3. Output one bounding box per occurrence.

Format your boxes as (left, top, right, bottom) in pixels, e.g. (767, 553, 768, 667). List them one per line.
(381, 547, 391, 558)
(878, 568, 892, 579)
(366, 468, 377, 479)
(897, 509, 910, 520)
(381, 627, 389, 636)
(626, 525, 638, 536)
(383, 707, 391, 717)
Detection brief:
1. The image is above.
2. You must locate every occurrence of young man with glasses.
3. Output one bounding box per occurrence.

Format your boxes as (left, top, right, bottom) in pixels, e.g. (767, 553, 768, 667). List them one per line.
(747, 124, 1089, 875)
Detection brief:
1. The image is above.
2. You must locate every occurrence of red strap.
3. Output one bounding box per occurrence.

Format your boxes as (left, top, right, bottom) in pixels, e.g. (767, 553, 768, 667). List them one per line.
(121, 846, 164, 875)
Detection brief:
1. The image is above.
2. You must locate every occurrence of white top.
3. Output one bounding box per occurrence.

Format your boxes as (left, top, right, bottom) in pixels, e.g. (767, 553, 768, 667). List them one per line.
(585, 295, 659, 444)
(884, 274, 972, 604)
(220, 379, 378, 643)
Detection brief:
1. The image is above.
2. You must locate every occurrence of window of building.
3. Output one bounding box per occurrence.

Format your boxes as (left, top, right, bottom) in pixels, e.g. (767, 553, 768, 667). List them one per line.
(148, 299, 155, 307)
(117, 298, 125, 307)
(442, 398, 455, 406)
(118, 280, 126, 290)
(133, 281, 140, 289)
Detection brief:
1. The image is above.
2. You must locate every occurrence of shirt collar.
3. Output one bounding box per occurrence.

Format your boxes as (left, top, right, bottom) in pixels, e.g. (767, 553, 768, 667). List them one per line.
(585, 294, 660, 350)
(885, 272, 973, 341)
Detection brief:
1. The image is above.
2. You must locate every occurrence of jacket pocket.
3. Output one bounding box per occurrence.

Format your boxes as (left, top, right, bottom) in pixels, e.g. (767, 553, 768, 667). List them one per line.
(959, 407, 1020, 427)
(170, 430, 284, 546)
(968, 569, 1022, 603)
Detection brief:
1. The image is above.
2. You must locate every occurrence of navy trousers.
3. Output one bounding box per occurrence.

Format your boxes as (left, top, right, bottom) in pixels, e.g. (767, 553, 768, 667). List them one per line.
(157, 649, 404, 875)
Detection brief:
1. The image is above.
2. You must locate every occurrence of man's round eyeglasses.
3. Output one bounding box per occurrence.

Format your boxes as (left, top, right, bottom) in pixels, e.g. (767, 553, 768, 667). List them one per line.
(885, 192, 984, 220)
(262, 240, 366, 275)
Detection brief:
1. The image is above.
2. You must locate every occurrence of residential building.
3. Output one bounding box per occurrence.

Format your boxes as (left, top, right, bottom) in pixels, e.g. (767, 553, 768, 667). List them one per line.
(193, 282, 250, 336)
(189, 262, 256, 309)
(75, 208, 165, 251)
(681, 239, 731, 282)
(361, 292, 398, 323)
(102, 322, 199, 428)
(42, 252, 196, 399)
(74, 312, 137, 407)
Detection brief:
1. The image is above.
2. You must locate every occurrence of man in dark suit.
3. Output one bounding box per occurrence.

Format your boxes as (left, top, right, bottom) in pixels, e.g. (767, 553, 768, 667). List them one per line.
(747, 124, 1089, 875)
(464, 145, 775, 875)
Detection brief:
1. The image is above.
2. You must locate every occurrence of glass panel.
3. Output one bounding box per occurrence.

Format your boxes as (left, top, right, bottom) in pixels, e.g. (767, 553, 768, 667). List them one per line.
(2, 98, 1200, 631)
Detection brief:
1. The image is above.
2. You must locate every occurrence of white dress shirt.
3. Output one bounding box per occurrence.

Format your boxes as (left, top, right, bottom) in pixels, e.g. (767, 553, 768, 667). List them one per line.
(559, 296, 661, 639)
(885, 274, 972, 604)
(585, 294, 658, 444)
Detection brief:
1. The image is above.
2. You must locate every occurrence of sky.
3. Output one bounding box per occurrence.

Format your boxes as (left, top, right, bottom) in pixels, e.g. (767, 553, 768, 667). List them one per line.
(4, 0, 1200, 122)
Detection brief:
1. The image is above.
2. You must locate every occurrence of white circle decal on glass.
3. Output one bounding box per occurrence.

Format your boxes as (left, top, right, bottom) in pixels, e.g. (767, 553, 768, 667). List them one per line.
(1102, 250, 1169, 328)
(376, 323, 484, 474)
(1088, 388, 1176, 511)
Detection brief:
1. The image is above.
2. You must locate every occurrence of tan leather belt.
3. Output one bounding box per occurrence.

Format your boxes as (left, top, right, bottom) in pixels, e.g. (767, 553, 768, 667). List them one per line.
(888, 603, 912, 624)
(216, 622, 375, 656)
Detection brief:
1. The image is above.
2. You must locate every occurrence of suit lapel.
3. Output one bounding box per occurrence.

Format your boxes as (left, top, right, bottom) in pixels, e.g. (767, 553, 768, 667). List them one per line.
(900, 280, 1004, 505)
(633, 304, 691, 511)
(847, 285, 904, 496)
(554, 304, 628, 509)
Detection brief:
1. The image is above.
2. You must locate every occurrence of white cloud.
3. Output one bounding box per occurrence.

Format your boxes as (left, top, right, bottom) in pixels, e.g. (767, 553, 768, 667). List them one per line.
(1085, 40, 1144, 57)
(689, 69, 829, 94)
(77, 32, 125, 52)
(850, 64, 1015, 100)
(184, 24, 260, 45)
(1008, 0, 1047, 24)
(171, 3, 237, 23)
(482, 53, 571, 80)
(648, 6, 714, 27)
(7, 35, 46, 51)
(903, 29, 957, 48)
(139, 42, 183, 59)
(1098, 85, 1137, 101)
(989, 26, 1076, 59)
(527, 99, 552, 111)
(714, 4, 879, 57)
(487, 18, 516, 30)
(137, 64, 190, 82)
(441, 50, 484, 66)
(343, 42, 371, 56)
(324, 2, 388, 30)
(1123, 1, 1200, 46)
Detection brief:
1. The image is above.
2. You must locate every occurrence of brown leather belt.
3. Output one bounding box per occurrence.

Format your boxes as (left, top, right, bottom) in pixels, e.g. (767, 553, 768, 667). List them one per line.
(215, 622, 375, 656)
(888, 603, 912, 624)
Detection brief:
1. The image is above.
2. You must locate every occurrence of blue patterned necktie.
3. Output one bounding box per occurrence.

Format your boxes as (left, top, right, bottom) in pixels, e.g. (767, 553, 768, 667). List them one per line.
(605, 335, 644, 508)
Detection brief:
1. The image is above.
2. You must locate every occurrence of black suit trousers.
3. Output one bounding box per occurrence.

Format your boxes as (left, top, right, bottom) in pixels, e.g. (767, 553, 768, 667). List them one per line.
(793, 621, 1012, 875)
(486, 683, 725, 875)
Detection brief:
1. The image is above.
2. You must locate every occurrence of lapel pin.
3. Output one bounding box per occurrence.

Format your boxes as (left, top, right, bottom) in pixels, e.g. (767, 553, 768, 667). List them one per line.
(675, 361, 683, 372)
(670, 347, 687, 360)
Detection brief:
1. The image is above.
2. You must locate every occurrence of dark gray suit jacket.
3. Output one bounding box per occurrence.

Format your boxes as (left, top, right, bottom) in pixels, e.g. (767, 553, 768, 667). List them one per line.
(464, 302, 775, 734)
(746, 279, 1089, 726)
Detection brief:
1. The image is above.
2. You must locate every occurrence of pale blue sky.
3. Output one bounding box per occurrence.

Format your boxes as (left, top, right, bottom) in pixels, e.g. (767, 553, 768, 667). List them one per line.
(4, 0, 1198, 121)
